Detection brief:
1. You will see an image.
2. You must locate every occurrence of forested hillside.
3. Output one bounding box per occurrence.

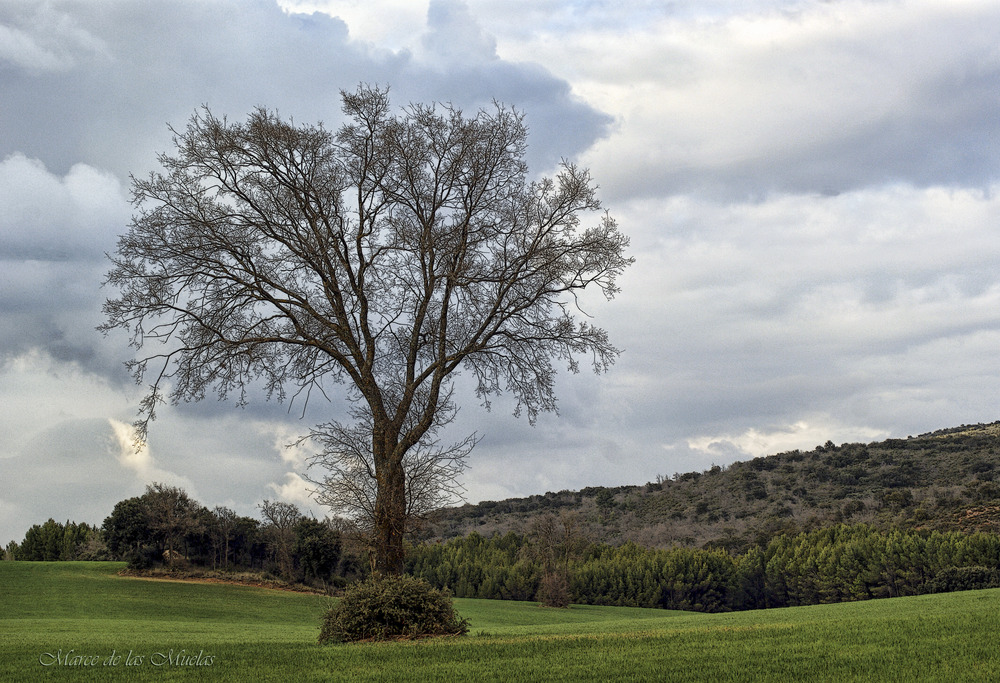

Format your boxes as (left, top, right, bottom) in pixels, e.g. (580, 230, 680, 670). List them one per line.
(420, 422, 1000, 552)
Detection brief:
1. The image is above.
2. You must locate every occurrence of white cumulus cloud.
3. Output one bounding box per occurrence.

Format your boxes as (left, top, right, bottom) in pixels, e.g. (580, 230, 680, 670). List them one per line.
(686, 419, 889, 461)
(107, 419, 197, 495)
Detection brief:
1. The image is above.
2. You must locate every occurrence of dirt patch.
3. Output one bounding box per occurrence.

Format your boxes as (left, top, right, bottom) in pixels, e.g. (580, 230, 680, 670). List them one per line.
(117, 568, 327, 594)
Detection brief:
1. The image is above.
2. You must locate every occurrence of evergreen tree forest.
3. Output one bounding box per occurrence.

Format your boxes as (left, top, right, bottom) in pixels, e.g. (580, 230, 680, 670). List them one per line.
(407, 524, 1000, 612)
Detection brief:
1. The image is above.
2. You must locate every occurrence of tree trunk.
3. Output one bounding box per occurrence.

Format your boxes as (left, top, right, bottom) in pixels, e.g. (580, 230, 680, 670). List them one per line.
(372, 442, 407, 574)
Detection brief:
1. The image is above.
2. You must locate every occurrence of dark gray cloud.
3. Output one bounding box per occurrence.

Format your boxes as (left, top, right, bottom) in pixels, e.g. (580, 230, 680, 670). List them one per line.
(0, 0, 609, 178)
(2, 0, 358, 177)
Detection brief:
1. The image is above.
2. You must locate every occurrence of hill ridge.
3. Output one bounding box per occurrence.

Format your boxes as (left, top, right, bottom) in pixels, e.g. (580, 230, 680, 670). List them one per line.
(421, 420, 1000, 551)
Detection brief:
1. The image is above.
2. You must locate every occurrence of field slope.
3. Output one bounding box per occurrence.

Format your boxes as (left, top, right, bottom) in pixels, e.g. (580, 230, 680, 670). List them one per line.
(2, 562, 1000, 681)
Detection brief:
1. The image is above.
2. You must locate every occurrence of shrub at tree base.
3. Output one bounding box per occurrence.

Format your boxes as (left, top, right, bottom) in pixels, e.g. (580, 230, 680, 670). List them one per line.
(319, 574, 469, 644)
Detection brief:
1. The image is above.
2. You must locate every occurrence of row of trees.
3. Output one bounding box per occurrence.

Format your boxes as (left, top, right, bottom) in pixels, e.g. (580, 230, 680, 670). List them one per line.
(5, 519, 106, 562)
(5, 484, 364, 588)
(407, 523, 1000, 612)
(11, 500, 1000, 613)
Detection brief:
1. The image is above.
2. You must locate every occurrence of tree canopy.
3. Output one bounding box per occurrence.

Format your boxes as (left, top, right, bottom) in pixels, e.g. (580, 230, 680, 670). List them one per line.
(101, 85, 632, 572)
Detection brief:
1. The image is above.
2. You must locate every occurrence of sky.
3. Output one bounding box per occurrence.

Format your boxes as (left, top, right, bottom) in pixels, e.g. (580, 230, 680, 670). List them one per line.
(3, 0, 1000, 545)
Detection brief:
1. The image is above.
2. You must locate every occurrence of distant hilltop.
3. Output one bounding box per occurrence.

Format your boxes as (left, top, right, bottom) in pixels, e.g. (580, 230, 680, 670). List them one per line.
(421, 421, 1000, 552)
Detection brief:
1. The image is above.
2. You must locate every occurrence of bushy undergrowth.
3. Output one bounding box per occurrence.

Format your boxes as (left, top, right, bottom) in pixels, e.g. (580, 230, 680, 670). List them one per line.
(319, 573, 469, 644)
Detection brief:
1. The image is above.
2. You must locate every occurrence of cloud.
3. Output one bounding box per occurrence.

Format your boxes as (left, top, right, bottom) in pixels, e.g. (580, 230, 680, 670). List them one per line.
(0, 415, 195, 545)
(596, 182, 1000, 455)
(685, 419, 889, 461)
(0, 2, 108, 72)
(0, 154, 130, 374)
(0, 153, 127, 261)
(476, 0, 1000, 199)
(260, 424, 329, 514)
(0, 0, 610, 374)
(619, 184, 1000, 350)
(1, 0, 608, 179)
(0, 349, 130, 456)
(277, 0, 427, 51)
(107, 419, 196, 493)
(422, 0, 497, 66)
(268, 472, 317, 511)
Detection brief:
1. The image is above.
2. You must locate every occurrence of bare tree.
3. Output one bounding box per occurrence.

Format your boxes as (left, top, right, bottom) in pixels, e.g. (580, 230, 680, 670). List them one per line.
(300, 388, 475, 542)
(211, 506, 237, 569)
(258, 500, 302, 580)
(101, 85, 632, 574)
(524, 511, 585, 607)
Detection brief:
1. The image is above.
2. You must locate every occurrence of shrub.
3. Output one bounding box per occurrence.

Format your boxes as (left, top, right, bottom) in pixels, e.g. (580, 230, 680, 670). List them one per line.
(319, 573, 469, 644)
(125, 545, 159, 570)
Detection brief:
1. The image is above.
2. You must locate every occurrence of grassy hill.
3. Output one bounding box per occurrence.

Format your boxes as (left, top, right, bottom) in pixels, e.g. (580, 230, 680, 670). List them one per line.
(422, 421, 1000, 551)
(4, 561, 1000, 681)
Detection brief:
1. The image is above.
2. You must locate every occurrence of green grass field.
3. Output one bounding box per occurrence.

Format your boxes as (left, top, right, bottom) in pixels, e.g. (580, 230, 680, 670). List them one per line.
(3, 562, 1000, 681)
